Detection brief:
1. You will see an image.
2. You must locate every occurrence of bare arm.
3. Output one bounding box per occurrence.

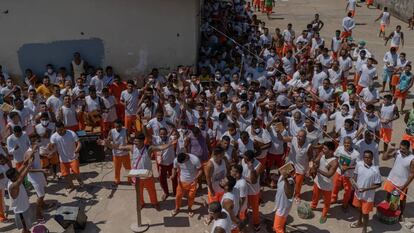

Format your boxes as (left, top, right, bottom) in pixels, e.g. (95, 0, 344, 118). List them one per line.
(205, 161, 215, 195)
(382, 148, 396, 161)
(401, 160, 414, 190)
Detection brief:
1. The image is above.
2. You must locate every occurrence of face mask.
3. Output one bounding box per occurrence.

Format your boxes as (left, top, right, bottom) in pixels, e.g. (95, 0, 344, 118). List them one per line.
(347, 89, 353, 94)
(215, 74, 222, 79)
(41, 120, 49, 126)
(225, 74, 230, 78)
(255, 128, 261, 134)
(47, 69, 53, 74)
(341, 110, 347, 115)
(270, 53, 275, 57)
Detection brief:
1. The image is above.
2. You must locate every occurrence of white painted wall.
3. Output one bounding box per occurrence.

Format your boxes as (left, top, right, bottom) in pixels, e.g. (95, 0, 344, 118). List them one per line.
(0, 0, 200, 79)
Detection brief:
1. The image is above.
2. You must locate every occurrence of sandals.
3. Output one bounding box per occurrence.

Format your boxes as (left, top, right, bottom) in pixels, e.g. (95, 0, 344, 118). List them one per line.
(350, 221, 363, 228)
(188, 210, 195, 218)
(319, 216, 327, 224)
(170, 209, 179, 217)
(204, 217, 212, 226)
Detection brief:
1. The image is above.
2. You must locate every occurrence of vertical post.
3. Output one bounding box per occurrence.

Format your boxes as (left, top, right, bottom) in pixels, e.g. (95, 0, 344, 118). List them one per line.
(136, 177, 142, 227)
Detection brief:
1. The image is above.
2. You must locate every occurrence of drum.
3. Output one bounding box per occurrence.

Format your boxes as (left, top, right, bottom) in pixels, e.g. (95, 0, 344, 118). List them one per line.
(376, 201, 401, 225)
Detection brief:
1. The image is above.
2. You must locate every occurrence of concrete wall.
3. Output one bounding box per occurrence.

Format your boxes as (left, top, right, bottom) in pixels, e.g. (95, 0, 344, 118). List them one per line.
(0, 0, 200, 80)
(374, 0, 414, 23)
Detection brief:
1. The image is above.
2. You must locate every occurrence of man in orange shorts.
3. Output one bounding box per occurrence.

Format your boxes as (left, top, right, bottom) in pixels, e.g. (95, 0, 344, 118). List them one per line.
(380, 94, 400, 152)
(273, 164, 294, 233)
(350, 151, 381, 232)
(49, 121, 83, 191)
(341, 12, 355, 39)
(7, 126, 30, 170)
(171, 152, 203, 217)
(393, 64, 413, 112)
(382, 140, 414, 221)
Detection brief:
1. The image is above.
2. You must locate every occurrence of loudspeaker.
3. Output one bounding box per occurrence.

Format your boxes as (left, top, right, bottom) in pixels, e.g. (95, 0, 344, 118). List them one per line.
(78, 134, 105, 164)
(55, 206, 87, 230)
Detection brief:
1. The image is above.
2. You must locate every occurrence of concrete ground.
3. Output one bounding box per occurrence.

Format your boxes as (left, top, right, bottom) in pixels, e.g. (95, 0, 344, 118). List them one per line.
(2, 0, 414, 232)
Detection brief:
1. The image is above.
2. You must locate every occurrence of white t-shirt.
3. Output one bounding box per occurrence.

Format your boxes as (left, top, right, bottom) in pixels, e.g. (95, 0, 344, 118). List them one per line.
(173, 153, 201, 183)
(312, 71, 328, 92)
(153, 136, 175, 166)
(354, 161, 381, 202)
(358, 64, 377, 88)
(335, 146, 360, 177)
(50, 130, 79, 163)
(90, 76, 105, 95)
(109, 128, 128, 156)
(268, 127, 287, 155)
(355, 139, 380, 166)
(120, 90, 139, 116)
(85, 95, 102, 112)
(7, 133, 30, 163)
(60, 105, 78, 127)
(46, 95, 63, 115)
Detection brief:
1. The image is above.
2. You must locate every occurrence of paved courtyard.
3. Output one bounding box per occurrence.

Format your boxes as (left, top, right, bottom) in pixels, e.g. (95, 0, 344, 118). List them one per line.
(2, 0, 414, 232)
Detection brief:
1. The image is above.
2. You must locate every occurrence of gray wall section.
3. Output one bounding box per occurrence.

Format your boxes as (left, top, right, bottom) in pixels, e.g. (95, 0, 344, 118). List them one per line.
(17, 38, 104, 77)
(0, 0, 199, 81)
(374, 0, 414, 22)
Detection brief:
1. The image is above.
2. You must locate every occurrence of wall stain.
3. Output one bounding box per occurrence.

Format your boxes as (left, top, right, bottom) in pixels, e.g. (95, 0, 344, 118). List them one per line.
(17, 38, 104, 78)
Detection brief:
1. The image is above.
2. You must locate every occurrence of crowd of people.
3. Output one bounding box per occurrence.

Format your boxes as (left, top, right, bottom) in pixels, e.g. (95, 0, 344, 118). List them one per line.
(0, 0, 414, 233)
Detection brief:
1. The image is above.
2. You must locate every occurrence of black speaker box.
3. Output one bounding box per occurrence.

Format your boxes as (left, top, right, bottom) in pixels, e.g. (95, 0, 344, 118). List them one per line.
(78, 134, 105, 164)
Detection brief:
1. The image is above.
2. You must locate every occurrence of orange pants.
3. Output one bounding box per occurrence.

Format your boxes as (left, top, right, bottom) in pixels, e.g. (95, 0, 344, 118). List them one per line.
(208, 190, 224, 203)
(341, 31, 352, 39)
(113, 155, 131, 184)
(125, 115, 137, 133)
(116, 103, 125, 120)
(331, 173, 353, 205)
(352, 197, 374, 214)
(176, 181, 197, 209)
(248, 194, 260, 225)
(139, 177, 158, 205)
(391, 75, 400, 87)
(349, 10, 355, 17)
(239, 209, 246, 221)
(380, 128, 392, 143)
(383, 179, 408, 201)
(294, 173, 305, 199)
(380, 24, 386, 33)
(41, 153, 59, 168)
(0, 189, 6, 221)
(273, 214, 287, 233)
(311, 184, 332, 217)
(60, 159, 80, 177)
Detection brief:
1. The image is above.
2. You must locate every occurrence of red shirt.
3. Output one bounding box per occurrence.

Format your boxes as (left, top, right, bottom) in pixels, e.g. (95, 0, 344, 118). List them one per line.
(109, 81, 127, 103)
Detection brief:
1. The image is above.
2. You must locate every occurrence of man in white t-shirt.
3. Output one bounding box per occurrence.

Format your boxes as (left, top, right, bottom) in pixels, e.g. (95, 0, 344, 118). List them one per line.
(49, 121, 82, 191)
(89, 68, 105, 96)
(350, 150, 381, 232)
(357, 58, 377, 94)
(7, 126, 30, 169)
(171, 152, 202, 217)
(120, 80, 139, 132)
